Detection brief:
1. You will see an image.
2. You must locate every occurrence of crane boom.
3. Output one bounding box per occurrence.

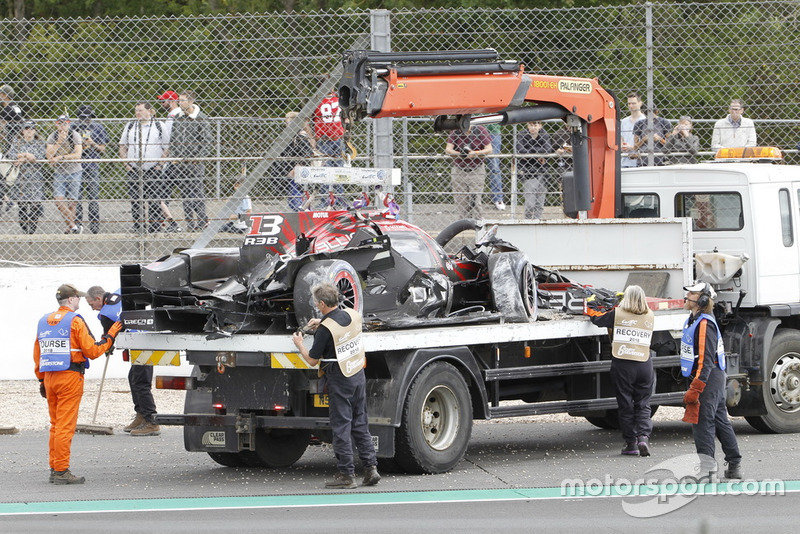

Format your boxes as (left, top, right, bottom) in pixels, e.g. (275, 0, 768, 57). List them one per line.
(338, 49, 620, 219)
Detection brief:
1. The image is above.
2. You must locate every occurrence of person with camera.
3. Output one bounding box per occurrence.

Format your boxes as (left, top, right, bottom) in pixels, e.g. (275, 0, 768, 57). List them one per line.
(681, 281, 742, 480)
(664, 116, 700, 165)
(291, 283, 380, 489)
(445, 124, 492, 219)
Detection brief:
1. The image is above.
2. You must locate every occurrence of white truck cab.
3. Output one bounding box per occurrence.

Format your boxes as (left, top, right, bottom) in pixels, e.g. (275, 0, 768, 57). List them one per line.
(621, 159, 800, 432)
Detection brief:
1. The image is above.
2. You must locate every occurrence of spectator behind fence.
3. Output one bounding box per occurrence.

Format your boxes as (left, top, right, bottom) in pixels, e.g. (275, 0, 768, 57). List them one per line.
(665, 116, 700, 164)
(119, 101, 169, 233)
(71, 105, 109, 234)
(273, 111, 314, 211)
(621, 92, 645, 168)
(516, 121, 553, 220)
(485, 123, 505, 211)
(633, 104, 672, 166)
(7, 120, 45, 234)
(711, 99, 757, 149)
(171, 90, 212, 230)
(0, 84, 24, 211)
(156, 90, 183, 232)
(46, 115, 83, 234)
(445, 124, 492, 220)
(220, 177, 252, 233)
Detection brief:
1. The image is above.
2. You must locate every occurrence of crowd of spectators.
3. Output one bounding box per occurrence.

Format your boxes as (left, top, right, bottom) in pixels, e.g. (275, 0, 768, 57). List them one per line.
(0, 83, 773, 233)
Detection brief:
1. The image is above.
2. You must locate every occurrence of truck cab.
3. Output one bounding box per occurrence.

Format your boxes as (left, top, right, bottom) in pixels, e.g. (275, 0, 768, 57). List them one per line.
(621, 158, 800, 432)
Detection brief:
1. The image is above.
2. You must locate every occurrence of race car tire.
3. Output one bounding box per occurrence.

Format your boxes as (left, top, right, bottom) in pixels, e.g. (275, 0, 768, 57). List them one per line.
(488, 251, 537, 322)
(395, 361, 473, 474)
(434, 218, 479, 248)
(253, 429, 312, 468)
(293, 259, 364, 327)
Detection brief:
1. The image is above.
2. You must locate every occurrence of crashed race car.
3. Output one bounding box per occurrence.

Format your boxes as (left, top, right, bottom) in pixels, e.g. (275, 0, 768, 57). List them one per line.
(120, 210, 538, 334)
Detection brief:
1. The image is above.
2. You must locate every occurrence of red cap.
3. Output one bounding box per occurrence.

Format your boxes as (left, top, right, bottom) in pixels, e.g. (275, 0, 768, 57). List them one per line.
(157, 90, 179, 101)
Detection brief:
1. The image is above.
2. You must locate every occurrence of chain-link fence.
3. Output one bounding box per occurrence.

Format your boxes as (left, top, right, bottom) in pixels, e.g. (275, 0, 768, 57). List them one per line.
(1, 1, 799, 264)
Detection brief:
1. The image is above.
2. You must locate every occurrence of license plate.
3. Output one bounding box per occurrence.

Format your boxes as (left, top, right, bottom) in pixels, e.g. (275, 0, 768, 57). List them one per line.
(313, 394, 329, 408)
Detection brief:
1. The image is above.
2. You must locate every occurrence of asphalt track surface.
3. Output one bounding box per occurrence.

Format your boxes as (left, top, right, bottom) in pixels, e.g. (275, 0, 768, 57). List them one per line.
(1, 416, 799, 533)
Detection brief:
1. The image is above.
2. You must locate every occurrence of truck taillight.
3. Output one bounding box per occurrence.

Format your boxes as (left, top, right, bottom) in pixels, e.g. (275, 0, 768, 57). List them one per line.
(122, 349, 129, 362)
(212, 403, 226, 415)
(156, 376, 195, 390)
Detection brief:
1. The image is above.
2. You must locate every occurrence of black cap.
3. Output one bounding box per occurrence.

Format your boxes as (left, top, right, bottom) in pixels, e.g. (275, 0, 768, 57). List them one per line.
(76, 104, 94, 119)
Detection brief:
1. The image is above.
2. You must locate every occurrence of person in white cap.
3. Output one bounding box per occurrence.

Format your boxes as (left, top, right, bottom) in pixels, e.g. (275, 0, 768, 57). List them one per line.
(680, 281, 742, 480)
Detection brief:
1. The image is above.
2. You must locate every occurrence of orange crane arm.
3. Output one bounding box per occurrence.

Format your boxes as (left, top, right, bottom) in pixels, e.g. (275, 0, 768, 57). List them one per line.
(339, 50, 620, 219)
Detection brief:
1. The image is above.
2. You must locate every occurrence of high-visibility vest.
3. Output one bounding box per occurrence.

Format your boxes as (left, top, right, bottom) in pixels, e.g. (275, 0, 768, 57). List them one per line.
(37, 311, 77, 372)
(680, 313, 726, 377)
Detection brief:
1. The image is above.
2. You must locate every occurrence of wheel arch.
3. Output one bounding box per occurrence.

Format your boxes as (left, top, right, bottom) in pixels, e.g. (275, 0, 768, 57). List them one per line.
(379, 347, 489, 427)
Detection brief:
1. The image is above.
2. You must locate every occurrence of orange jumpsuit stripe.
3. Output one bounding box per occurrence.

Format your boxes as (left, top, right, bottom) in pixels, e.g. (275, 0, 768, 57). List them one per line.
(694, 320, 708, 380)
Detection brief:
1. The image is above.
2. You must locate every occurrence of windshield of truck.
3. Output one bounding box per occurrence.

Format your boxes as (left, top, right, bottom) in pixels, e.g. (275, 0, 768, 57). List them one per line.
(621, 194, 660, 218)
(675, 192, 743, 231)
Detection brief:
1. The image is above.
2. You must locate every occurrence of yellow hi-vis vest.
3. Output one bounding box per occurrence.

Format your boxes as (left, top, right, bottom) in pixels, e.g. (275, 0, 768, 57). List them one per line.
(611, 308, 654, 362)
(320, 308, 366, 377)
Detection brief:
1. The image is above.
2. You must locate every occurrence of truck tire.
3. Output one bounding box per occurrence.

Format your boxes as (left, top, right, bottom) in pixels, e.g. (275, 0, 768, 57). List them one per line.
(207, 452, 252, 467)
(395, 362, 472, 474)
(745, 330, 800, 433)
(293, 259, 363, 327)
(584, 406, 658, 430)
(254, 429, 312, 468)
(488, 252, 537, 322)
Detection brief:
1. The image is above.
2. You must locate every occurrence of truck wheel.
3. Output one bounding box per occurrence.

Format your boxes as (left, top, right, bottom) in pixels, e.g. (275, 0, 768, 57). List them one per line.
(395, 362, 472, 474)
(293, 259, 363, 327)
(745, 330, 800, 433)
(584, 406, 658, 430)
(254, 429, 312, 467)
(488, 252, 537, 322)
(207, 452, 251, 467)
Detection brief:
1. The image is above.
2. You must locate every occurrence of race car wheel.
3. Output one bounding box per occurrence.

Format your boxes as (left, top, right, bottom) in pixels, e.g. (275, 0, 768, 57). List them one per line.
(293, 259, 364, 327)
(253, 429, 312, 468)
(488, 251, 537, 322)
(745, 330, 800, 433)
(395, 361, 473, 474)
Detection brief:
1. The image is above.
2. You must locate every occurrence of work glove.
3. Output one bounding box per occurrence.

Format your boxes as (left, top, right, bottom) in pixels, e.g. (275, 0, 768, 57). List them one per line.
(682, 400, 700, 424)
(39, 382, 46, 399)
(102, 321, 123, 344)
(683, 378, 706, 405)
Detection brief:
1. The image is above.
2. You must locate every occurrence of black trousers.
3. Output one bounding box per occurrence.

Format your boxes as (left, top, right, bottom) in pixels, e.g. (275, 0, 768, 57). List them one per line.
(128, 365, 157, 422)
(610, 357, 654, 443)
(326, 368, 377, 475)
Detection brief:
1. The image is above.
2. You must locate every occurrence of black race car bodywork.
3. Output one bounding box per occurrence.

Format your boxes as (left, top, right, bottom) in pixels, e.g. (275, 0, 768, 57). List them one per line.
(120, 210, 537, 333)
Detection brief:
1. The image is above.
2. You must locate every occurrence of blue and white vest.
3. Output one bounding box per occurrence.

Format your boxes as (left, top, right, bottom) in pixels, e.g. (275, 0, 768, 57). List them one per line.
(99, 290, 122, 323)
(680, 312, 726, 377)
(37, 311, 77, 372)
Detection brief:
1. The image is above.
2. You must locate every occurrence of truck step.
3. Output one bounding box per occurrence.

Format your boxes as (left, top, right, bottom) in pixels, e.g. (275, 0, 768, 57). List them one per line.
(488, 391, 685, 418)
(484, 355, 680, 381)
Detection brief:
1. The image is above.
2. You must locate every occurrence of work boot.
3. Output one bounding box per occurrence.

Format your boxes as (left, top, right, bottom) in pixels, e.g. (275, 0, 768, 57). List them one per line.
(637, 436, 651, 457)
(123, 413, 145, 433)
(52, 469, 85, 485)
(724, 462, 743, 480)
(361, 465, 381, 487)
(621, 442, 639, 456)
(325, 472, 357, 489)
(130, 421, 161, 437)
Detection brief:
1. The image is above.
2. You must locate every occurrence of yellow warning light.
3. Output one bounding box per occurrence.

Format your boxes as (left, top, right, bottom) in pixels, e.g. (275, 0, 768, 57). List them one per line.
(714, 146, 783, 161)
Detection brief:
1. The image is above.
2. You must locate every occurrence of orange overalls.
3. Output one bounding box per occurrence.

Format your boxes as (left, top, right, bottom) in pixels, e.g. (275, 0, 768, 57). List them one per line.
(33, 306, 114, 472)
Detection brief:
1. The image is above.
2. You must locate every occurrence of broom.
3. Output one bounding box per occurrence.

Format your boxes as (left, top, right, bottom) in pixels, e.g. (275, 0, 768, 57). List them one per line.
(75, 354, 114, 435)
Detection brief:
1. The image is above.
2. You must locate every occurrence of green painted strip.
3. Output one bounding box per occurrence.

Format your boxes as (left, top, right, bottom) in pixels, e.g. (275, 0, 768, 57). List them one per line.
(1, 481, 797, 516)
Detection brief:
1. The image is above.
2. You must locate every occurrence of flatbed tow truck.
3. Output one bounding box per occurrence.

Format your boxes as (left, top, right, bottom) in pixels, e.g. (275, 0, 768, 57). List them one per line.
(116, 50, 800, 474)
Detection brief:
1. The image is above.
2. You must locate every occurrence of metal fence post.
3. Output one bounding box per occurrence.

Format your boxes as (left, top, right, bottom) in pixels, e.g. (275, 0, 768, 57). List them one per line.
(645, 2, 656, 167)
(370, 9, 394, 202)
